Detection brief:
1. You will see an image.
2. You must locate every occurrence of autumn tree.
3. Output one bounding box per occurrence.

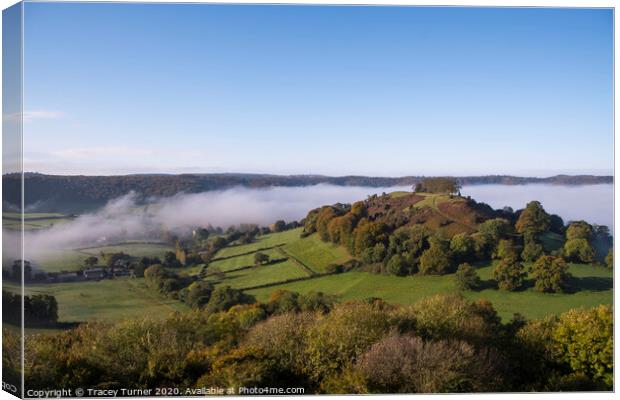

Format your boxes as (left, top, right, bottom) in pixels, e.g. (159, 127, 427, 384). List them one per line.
(454, 263, 481, 290)
(494, 254, 526, 291)
(563, 238, 594, 263)
(553, 305, 613, 388)
(450, 233, 475, 263)
(515, 201, 550, 242)
(419, 237, 454, 275)
(565, 221, 593, 241)
(521, 241, 544, 263)
(531, 255, 572, 293)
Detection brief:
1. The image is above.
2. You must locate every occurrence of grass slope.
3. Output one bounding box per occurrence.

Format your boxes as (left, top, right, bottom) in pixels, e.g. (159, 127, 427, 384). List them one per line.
(247, 262, 612, 321)
(5, 278, 188, 323)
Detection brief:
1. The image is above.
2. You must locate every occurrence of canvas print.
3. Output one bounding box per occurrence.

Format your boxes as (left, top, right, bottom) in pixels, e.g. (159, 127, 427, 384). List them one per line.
(2, 2, 614, 397)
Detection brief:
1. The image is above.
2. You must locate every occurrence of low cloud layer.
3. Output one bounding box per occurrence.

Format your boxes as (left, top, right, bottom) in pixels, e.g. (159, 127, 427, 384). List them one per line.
(4, 183, 612, 264)
(5, 184, 408, 262)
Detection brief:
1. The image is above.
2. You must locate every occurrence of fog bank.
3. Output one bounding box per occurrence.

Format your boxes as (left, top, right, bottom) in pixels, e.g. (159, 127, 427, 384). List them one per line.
(4, 183, 613, 263)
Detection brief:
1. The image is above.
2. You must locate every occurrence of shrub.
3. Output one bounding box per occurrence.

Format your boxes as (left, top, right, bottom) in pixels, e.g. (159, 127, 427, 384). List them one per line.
(303, 301, 392, 381)
(205, 286, 253, 314)
(183, 281, 214, 309)
(326, 263, 344, 274)
(385, 255, 407, 276)
(267, 289, 300, 314)
(454, 263, 481, 290)
(553, 305, 613, 388)
(402, 293, 501, 344)
(254, 252, 269, 266)
(357, 332, 501, 393)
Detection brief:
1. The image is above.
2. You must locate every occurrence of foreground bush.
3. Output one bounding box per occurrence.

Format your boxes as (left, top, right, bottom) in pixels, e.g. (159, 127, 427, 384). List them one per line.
(19, 292, 613, 393)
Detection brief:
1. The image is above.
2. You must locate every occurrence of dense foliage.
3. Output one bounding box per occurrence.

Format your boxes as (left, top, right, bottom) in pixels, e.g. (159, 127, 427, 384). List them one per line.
(8, 294, 612, 393)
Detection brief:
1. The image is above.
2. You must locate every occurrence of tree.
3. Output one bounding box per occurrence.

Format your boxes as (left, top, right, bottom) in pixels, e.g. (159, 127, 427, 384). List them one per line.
(553, 305, 613, 388)
(419, 237, 454, 275)
(454, 263, 481, 290)
(478, 218, 512, 242)
(205, 286, 251, 313)
(494, 255, 526, 291)
(515, 201, 550, 241)
(163, 251, 182, 268)
(604, 249, 613, 269)
(521, 240, 544, 263)
(254, 252, 269, 266)
(184, 281, 214, 309)
(493, 239, 519, 260)
(450, 233, 475, 263)
(531, 255, 572, 293)
(385, 255, 407, 276)
(271, 220, 287, 233)
(316, 207, 339, 241)
(563, 238, 594, 263)
(84, 256, 98, 268)
(413, 177, 461, 195)
(565, 221, 593, 241)
(353, 220, 388, 256)
(548, 214, 565, 234)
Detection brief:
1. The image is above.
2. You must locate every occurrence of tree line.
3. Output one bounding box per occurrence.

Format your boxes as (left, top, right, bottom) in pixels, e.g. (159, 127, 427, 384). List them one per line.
(4, 172, 612, 210)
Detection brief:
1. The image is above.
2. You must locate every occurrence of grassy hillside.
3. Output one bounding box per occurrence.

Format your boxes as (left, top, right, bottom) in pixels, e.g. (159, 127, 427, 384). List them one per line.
(202, 224, 612, 321)
(4, 278, 189, 323)
(24, 242, 174, 273)
(247, 263, 612, 321)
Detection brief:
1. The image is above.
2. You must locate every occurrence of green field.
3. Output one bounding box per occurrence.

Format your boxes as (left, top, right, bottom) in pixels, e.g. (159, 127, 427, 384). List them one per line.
(206, 259, 310, 289)
(209, 247, 284, 272)
(27, 242, 174, 273)
(204, 228, 613, 321)
(2, 212, 75, 231)
(282, 231, 352, 273)
(4, 278, 188, 323)
(247, 262, 612, 321)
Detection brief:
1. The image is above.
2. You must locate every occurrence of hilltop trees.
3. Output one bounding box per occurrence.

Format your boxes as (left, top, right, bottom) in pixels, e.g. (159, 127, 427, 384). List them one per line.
(413, 177, 461, 195)
(531, 256, 571, 293)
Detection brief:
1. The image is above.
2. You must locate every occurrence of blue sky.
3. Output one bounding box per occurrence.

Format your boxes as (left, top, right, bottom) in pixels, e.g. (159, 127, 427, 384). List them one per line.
(20, 3, 613, 176)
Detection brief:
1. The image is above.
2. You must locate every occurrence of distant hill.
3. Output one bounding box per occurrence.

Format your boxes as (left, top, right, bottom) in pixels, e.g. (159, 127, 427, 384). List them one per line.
(2, 172, 613, 211)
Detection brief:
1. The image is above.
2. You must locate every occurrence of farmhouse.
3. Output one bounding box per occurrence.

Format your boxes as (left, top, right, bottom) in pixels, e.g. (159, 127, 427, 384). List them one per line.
(83, 268, 106, 280)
